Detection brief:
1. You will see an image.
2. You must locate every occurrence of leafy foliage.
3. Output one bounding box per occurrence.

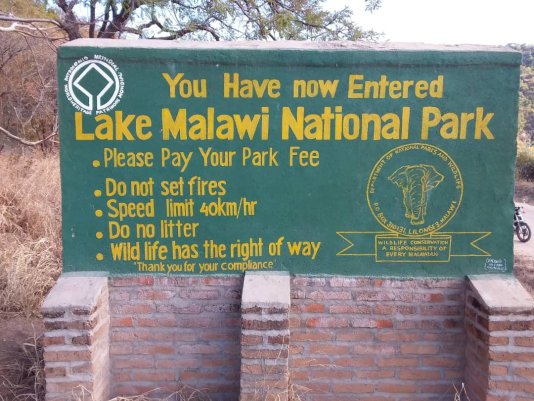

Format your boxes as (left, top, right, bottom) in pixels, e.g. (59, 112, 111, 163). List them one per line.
(509, 44, 534, 142)
(0, 0, 58, 149)
(27, 0, 381, 41)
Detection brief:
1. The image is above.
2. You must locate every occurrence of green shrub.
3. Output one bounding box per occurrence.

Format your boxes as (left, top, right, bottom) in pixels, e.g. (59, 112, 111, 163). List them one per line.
(516, 142, 534, 181)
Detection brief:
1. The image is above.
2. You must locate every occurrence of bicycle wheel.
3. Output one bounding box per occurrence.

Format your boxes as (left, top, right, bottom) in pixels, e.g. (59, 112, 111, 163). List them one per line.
(516, 221, 531, 242)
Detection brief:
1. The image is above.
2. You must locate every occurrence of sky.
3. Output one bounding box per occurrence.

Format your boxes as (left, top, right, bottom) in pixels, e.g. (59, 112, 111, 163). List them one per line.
(329, 0, 533, 45)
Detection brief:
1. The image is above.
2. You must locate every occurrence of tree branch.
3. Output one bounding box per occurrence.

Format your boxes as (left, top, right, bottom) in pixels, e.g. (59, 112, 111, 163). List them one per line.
(0, 14, 63, 28)
(0, 126, 57, 146)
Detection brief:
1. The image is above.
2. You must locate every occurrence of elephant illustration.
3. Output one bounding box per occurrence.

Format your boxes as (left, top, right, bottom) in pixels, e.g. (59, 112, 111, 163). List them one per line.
(388, 164, 444, 226)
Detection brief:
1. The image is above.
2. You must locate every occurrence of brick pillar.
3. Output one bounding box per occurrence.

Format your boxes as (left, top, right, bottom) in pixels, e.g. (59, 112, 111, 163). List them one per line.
(42, 275, 110, 401)
(240, 272, 290, 401)
(464, 274, 534, 401)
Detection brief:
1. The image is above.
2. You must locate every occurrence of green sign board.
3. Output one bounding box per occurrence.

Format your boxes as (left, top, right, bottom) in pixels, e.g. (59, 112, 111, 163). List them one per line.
(58, 40, 521, 276)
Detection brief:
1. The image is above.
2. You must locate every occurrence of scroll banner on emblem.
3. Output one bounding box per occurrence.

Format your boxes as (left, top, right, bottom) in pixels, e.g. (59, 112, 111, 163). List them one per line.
(337, 232, 491, 263)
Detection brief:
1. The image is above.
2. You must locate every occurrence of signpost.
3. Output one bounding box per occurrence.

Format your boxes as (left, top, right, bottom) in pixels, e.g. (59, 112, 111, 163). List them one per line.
(58, 41, 521, 276)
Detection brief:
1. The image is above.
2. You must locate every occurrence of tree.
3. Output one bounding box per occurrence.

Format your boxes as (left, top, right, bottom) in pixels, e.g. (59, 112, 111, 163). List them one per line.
(0, 0, 59, 149)
(509, 44, 534, 143)
(1, 0, 381, 41)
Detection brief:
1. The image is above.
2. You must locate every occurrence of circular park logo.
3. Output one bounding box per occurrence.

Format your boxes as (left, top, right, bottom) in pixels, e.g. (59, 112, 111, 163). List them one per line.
(366, 143, 463, 237)
(64, 55, 124, 114)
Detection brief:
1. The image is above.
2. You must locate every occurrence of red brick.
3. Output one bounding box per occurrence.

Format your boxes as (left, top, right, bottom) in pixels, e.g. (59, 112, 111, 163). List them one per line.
(515, 367, 534, 380)
(242, 349, 288, 359)
(241, 334, 262, 346)
(201, 276, 241, 286)
(306, 317, 349, 328)
(489, 351, 534, 362)
(376, 320, 393, 328)
(488, 319, 534, 331)
(112, 317, 133, 327)
(45, 366, 67, 376)
(332, 383, 374, 393)
(311, 369, 351, 380)
(179, 289, 220, 299)
(488, 365, 509, 376)
(178, 344, 220, 354)
(309, 344, 351, 354)
(110, 344, 133, 355)
(423, 357, 462, 368)
(489, 380, 534, 394)
(330, 277, 371, 287)
(131, 370, 175, 381)
(71, 362, 94, 375)
(515, 336, 534, 347)
(420, 305, 462, 315)
(400, 344, 440, 355)
(377, 358, 419, 367)
(308, 290, 352, 300)
(155, 359, 200, 369)
(71, 334, 91, 346)
(374, 305, 417, 315)
(329, 305, 372, 314)
(356, 369, 395, 379)
(488, 336, 509, 346)
(292, 331, 333, 342)
(242, 319, 289, 330)
(290, 344, 303, 355)
(46, 381, 92, 393)
(111, 276, 154, 286)
(336, 331, 374, 342)
(138, 290, 175, 301)
(292, 277, 327, 287)
(443, 319, 463, 329)
(44, 349, 92, 362)
(335, 357, 375, 367)
(136, 317, 176, 327)
(42, 335, 65, 346)
(354, 345, 395, 355)
(290, 357, 330, 367)
(399, 369, 441, 380)
(157, 304, 202, 314)
(268, 335, 289, 345)
(180, 370, 221, 381)
(377, 383, 418, 393)
(430, 293, 445, 302)
(290, 370, 309, 381)
(377, 332, 418, 342)
(351, 318, 378, 328)
(114, 304, 156, 314)
(297, 303, 326, 313)
(114, 358, 155, 369)
(42, 310, 65, 319)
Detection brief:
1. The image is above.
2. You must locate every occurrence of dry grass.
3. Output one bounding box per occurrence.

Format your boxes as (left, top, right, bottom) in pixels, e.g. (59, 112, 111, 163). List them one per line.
(0, 149, 62, 316)
(0, 334, 45, 401)
(70, 385, 212, 401)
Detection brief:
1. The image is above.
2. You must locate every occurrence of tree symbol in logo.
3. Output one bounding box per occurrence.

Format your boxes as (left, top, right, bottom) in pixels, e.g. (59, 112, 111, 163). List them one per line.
(66, 58, 122, 113)
(388, 164, 444, 226)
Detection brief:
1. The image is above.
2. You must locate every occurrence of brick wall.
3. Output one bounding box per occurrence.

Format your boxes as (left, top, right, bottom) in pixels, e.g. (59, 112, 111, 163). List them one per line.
(42, 276, 110, 401)
(108, 276, 242, 400)
(464, 276, 534, 401)
(43, 273, 534, 401)
(289, 276, 466, 401)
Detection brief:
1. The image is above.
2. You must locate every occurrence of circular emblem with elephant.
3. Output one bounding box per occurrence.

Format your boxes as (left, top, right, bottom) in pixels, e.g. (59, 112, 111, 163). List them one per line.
(367, 143, 463, 236)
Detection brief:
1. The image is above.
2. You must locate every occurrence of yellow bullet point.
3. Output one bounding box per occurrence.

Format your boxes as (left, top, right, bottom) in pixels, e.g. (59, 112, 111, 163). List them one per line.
(95, 210, 103, 217)
(96, 232, 103, 239)
(92, 160, 101, 168)
(94, 189, 102, 197)
(96, 253, 104, 261)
